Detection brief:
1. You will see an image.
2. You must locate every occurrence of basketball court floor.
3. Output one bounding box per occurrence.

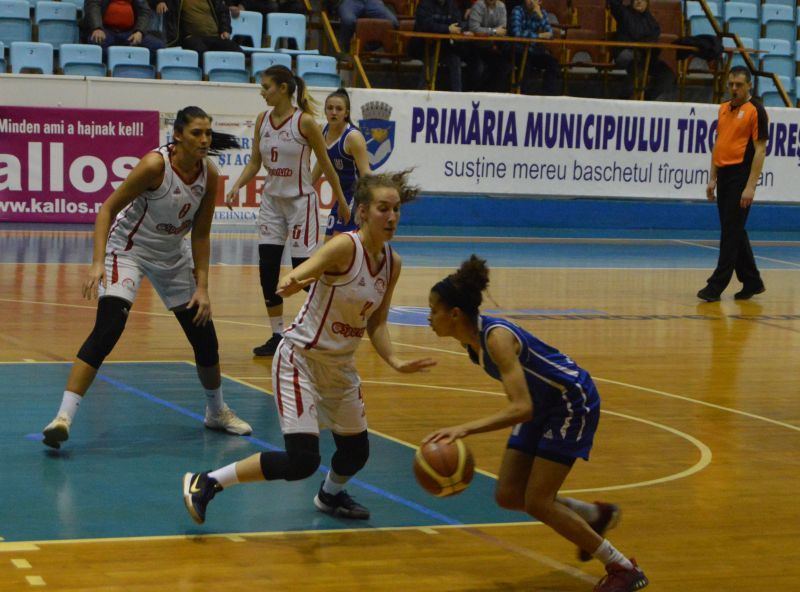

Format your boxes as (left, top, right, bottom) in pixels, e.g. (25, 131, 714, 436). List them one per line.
(1, 223, 798, 591)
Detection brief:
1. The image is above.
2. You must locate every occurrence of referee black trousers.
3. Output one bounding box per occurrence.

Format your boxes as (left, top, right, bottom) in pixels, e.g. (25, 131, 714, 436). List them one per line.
(706, 166, 762, 293)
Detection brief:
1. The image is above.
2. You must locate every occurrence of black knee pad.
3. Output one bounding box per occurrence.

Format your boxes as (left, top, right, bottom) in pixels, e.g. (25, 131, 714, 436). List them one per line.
(260, 434, 320, 481)
(291, 257, 311, 292)
(259, 244, 284, 305)
(174, 308, 219, 367)
(77, 296, 131, 369)
(331, 431, 370, 477)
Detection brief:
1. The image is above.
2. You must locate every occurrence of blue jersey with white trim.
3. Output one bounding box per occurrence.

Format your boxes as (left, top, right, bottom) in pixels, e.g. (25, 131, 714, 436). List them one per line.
(323, 123, 359, 199)
(470, 315, 599, 414)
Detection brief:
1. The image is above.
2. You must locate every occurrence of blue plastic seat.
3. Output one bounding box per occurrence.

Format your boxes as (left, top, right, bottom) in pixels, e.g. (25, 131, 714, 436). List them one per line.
(59, 42, 105, 76)
(724, 36, 755, 69)
(759, 38, 794, 79)
(35, 1, 79, 49)
(301, 71, 342, 87)
(686, 1, 720, 36)
(0, 0, 32, 45)
(724, 3, 760, 42)
(156, 47, 202, 80)
(203, 50, 249, 82)
(761, 4, 795, 42)
(266, 12, 318, 56)
(296, 54, 339, 86)
(231, 10, 273, 54)
(10, 40, 53, 73)
(0, 40, 5, 71)
(60, 0, 84, 13)
(250, 51, 292, 78)
(758, 75, 792, 107)
(107, 45, 155, 78)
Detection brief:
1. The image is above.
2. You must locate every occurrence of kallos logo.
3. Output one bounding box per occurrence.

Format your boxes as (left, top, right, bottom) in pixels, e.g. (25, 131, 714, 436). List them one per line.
(156, 220, 192, 235)
(331, 322, 365, 338)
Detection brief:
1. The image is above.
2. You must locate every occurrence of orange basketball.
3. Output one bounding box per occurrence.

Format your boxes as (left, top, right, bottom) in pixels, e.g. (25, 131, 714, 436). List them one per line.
(413, 439, 475, 497)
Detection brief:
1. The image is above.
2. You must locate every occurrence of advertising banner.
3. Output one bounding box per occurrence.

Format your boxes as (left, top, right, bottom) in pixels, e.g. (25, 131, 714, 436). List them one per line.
(0, 106, 159, 222)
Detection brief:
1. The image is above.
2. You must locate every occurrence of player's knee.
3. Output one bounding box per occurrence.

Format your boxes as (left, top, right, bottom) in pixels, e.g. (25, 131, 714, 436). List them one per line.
(259, 245, 283, 302)
(76, 297, 130, 368)
(174, 309, 219, 367)
(331, 431, 370, 477)
(495, 486, 524, 511)
(265, 294, 283, 308)
(285, 449, 321, 480)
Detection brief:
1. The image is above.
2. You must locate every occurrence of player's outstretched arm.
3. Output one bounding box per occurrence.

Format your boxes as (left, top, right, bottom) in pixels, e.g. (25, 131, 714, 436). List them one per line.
(276, 233, 354, 297)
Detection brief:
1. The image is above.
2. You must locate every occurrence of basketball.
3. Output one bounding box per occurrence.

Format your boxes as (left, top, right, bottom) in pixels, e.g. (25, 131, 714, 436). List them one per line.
(413, 439, 475, 497)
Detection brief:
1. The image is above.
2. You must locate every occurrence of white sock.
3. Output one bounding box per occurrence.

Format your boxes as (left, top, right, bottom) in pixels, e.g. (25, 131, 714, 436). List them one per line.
(205, 387, 224, 414)
(593, 539, 633, 570)
(560, 497, 601, 523)
(208, 462, 240, 488)
(269, 316, 284, 335)
(321, 471, 347, 496)
(57, 391, 82, 422)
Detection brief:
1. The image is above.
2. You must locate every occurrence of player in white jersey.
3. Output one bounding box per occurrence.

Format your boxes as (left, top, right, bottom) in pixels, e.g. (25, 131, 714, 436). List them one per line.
(183, 171, 436, 525)
(225, 65, 349, 358)
(41, 107, 252, 450)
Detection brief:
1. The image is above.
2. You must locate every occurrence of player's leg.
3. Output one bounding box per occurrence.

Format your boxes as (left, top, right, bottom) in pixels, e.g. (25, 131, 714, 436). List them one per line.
(42, 254, 141, 448)
(313, 431, 370, 519)
(255, 196, 290, 356)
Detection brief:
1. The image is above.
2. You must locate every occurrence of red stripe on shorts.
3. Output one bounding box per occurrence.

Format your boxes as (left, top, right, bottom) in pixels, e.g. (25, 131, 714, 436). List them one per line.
(290, 350, 304, 417)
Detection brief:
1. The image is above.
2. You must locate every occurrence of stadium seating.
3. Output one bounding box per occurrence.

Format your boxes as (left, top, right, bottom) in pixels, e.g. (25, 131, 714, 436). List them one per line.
(250, 51, 292, 78)
(231, 10, 274, 53)
(724, 3, 760, 42)
(266, 12, 318, 56)
(10, 40, 53, 73)
(59, 43, 105, 76)
(107, 46, 155, 78)
(156, 47, 202, 80)
(758, 74, 792, 107)
(296, 54, 340, 87)
(0, 0, 32, 46)
(35, 1, 79, 50)
(759, 38, 794, 80)
(203, 50, 249, 82)
(761, 4, 795, 42)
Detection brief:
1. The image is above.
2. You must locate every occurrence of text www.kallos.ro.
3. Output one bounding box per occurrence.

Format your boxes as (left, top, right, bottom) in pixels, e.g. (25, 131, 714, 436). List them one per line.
(0, 198, 102, 214)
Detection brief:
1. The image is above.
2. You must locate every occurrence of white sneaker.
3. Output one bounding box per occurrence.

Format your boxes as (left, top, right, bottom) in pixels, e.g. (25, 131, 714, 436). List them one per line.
(42, 415, 71, 449)
(204, 405, 252, 436)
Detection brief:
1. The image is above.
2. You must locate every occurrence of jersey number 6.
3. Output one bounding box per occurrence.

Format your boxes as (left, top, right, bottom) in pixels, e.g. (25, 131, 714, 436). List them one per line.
(270, 147, 278, 162)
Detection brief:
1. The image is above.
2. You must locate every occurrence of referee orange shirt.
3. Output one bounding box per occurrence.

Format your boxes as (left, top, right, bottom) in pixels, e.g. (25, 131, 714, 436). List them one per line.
(712, 99, 769, 168)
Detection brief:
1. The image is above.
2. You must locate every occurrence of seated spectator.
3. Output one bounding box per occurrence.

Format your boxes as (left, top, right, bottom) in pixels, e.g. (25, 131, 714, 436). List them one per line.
(466, 0, 509, 92)
(608, 0, 673, 100)
(509, 0, 559, 95)
(226, 0, 304, 19)
(82, 0, 166, 60)
(336, 0, 398, 58)
(410, 0, 470, 92)
(158, 0, 243, 57)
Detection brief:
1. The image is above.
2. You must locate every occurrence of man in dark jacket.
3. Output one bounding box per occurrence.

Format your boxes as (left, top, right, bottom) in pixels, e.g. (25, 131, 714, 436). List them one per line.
(82, 0, 166, 59)
(608, 0, 673, 100)
(154, 0, 242, 56)
(411, 0, 470, 91)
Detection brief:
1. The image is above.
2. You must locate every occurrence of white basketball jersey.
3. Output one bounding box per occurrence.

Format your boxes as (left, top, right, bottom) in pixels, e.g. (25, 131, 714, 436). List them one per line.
(259, 109, 314, 198)
(284, 232, 393, 359)
(106, 145, 208, 266)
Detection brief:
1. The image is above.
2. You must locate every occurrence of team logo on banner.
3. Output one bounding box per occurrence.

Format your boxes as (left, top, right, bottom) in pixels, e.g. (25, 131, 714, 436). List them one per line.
(358, 101, 395, 170)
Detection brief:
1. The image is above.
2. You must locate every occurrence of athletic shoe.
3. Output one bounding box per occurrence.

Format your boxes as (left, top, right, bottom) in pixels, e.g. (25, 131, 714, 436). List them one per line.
(314, 481, 370, 520)
(42, 415, 71, 449)
(204, 405, 252, 436)
(734, 284, 765, 300)
(253, 333, 282, 357)
(594, 559, 649, 592)
(182, 472, 222, 525)
(579, 502, 622, 561)
(696, 286, 721, 302)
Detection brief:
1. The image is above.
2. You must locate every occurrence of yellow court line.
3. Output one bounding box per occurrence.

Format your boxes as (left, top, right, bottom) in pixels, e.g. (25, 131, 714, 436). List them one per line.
(11, 559, 32, 568)
(0, 521, 544, 550)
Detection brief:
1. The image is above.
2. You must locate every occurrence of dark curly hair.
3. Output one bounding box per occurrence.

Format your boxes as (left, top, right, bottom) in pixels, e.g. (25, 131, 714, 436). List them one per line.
(431, 255, 490, 320)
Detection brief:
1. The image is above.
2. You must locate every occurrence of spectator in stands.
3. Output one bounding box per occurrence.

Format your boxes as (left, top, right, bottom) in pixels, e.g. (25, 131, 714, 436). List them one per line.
(335, 0, 398, 58)
(226, 0, 304, 19)
(608, 0, 673, 100)
(411, 0, 471, 92)
(157, 0, 243, 56)
(466, 0, 509, 92)
(82, 0, 166, 60)
(509, 0, 559, 95)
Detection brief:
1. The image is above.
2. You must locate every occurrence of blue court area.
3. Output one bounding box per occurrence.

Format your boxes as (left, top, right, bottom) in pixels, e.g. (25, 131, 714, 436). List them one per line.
(1, 362, 527, 543)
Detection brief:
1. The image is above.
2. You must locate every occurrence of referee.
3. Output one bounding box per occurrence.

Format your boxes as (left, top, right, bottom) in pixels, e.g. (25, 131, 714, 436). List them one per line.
(697, 66, 768, 302)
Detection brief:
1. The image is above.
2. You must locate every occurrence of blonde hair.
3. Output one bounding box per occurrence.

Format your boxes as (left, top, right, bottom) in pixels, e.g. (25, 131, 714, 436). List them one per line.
(262, 65, 318, 117)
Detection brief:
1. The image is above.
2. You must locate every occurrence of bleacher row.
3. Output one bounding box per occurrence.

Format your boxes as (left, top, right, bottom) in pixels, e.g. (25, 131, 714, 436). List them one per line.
(684, 0, 800, 105)
(0, 2, 341, 85)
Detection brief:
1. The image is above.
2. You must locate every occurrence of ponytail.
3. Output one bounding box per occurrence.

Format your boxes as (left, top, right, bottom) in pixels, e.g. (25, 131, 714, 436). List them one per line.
(294, 74, 317, 117)
(172, 106, 240, 156)
(262, 66, 317, 116)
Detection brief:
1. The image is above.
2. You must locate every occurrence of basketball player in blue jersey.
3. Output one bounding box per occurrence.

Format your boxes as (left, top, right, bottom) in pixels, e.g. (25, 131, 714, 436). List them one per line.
(312, 88, 371, 241)
(425, 255, 649, 592)
(40, 107, 252, 450)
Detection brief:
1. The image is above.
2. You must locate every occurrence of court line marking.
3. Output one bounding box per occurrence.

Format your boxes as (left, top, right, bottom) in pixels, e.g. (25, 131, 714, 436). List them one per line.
(25, 575, 45, 586)
(675, 238, 800, 268)
(11, 558, 32, 568)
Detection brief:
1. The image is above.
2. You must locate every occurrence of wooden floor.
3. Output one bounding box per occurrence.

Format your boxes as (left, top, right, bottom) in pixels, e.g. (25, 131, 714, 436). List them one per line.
(1, 232, 799, 591)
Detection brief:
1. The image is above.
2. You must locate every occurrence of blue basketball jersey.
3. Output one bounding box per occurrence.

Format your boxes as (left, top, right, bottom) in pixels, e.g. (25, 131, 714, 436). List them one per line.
(470, 315, 600, 460)
(324, 123, 359, 199)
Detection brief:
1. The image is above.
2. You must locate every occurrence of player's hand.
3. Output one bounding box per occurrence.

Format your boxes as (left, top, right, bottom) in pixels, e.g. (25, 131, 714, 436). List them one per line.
(338, 197, 352, 225)
(423, 426, 467, 445)
(706, 180, 716, 201)
(187, 288, 211, 325)
(82, 262, 106, 300)
(276, 275, 315, 297)
(740, 187, 755, 208)
(391, 357, 437, 374)
(224, 188, 239, 210)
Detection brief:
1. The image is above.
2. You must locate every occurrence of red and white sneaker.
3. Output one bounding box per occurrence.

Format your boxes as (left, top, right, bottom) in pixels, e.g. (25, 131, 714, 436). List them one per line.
(579, 502, 621, 561)
(594, 559, 649, 592)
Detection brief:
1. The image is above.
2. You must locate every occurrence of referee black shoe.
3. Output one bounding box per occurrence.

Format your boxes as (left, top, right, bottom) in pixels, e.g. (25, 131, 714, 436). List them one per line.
(253, 333, 282, 357)
(734, 284, 765, 300)
(696, 287, 721, 302)
(183, 472, 222, 524)
(314, 481, 370, 520)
